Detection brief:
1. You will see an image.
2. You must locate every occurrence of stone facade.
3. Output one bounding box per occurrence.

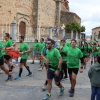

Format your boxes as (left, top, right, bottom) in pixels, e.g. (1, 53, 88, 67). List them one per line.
(91, 27, 100, 44)
(0, 0, 34, 40)
(0, 0, 81, 40)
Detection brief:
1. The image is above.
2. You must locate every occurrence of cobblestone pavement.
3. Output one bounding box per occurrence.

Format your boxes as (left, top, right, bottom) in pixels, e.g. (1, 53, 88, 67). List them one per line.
(0, 60, 91, 100)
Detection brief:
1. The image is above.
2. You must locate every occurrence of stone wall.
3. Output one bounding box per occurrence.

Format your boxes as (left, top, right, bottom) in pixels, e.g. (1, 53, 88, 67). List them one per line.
(0, 0, 34, 40)
(60, 11, 81, 25)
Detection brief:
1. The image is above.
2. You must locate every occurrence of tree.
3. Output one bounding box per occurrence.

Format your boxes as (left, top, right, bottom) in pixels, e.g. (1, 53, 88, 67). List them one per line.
(65, 21, 81, 33)
(81, 26, 85, 32)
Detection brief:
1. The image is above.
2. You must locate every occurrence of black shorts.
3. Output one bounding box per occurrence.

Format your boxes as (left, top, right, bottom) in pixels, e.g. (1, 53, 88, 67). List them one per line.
(20, 59, 27, 63)
(4, 55, 11, 60)
(68, 68, 79, 75)
(47, 69, 61, 82)
(0, 57, 4, 66)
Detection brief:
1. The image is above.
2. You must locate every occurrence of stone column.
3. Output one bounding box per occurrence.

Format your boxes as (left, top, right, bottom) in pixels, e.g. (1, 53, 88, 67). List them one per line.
(49, 27, 53, 39)
(11, 20, 16, 41)
(55, 0, 61, 28)
(62, 29, 65, 38)
(71, 30, 73, 39)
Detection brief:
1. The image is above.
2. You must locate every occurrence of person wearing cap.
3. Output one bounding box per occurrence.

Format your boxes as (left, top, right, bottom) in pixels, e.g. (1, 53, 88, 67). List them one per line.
(42, 38, 64, 100)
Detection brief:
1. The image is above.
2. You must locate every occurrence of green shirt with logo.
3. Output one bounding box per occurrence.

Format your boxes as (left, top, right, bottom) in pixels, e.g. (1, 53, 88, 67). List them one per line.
(20, 42, 29, 59)
(38, 42, 45, 53)
(33, 42, 39, 52)
(61, 45, 68, 62)
(46, 48, 61, 71)
(64, 47, 83, 68)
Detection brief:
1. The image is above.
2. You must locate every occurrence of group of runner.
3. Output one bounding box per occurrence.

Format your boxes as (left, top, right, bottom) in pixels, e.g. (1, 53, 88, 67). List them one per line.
(0, 33, 100, 100)
(0, 33, 33, 81)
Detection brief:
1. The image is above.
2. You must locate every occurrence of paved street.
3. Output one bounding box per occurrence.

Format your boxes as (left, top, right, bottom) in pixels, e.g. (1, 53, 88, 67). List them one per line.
(0, 60, 91, 100)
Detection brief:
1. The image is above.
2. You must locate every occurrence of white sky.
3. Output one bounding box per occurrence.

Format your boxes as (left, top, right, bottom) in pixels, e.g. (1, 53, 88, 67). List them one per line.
(69, 0, 100, 36)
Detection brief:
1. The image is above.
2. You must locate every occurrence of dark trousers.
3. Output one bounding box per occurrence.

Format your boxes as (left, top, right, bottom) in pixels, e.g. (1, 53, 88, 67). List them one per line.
(91, 86, 100, 100)
(61, 62, 68, 80)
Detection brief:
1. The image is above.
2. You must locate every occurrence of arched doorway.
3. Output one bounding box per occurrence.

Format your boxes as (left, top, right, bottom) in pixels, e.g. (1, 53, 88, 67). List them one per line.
(19, 21, 26, 36)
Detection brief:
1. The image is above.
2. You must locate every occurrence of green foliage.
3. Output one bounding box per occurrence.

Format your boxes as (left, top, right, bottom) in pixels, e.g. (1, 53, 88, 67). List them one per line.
(81, 26, 85, 32)
(65, 22, 86, 33)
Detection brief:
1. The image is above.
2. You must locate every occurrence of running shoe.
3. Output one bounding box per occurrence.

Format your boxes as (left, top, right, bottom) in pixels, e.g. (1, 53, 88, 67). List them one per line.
(68, 88, 72, 93)
(6, 75, 13, 82)
(14, 76, 21, 80)
(42, 85, 47, 91)
(43, 93, 51, 100)
(26, 72, 33, 77)
(59, 87, 64, 96)
(69, 89, 75, 97)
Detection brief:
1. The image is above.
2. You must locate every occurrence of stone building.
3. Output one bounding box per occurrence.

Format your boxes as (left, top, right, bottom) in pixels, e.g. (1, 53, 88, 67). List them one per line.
(0, 0, 81, 41)
(91, 26, 100, 44)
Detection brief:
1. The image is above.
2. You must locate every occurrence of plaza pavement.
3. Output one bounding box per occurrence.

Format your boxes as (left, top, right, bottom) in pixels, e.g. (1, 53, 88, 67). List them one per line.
(0, 60, 91, 100)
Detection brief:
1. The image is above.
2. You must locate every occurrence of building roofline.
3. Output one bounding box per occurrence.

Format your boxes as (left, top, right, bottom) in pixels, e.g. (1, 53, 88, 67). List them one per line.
(92, 26, 100, 30)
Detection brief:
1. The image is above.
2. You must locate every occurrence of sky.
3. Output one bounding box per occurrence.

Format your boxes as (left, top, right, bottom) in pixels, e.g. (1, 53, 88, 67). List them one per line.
(69, 0, 100, 36)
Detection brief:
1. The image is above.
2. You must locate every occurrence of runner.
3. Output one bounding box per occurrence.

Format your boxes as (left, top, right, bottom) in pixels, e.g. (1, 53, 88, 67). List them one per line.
(63, 39, 84, 97)
(3, 33, 14, 72)
(80, 42, 89, 69)
(14, 36, 33, 80)
(0, 41, 13, 81)
(91, 42, 99, 66)
(31, 39, 39, 64)
(60, 39, 68, 80)
(38, 38, 45, 71)
(43, 38, 64, 100)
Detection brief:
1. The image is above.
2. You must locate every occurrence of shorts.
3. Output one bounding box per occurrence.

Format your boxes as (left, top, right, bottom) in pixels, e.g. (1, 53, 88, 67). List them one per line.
(68, 68, 79, 75)
(4, 55, 11, 60)
(47, 69, 61, 82)
(92, 54, 98, 58)
(33, 52, 38, 56)
(0, 56, 4, 66)
(20, 59, 27, 63)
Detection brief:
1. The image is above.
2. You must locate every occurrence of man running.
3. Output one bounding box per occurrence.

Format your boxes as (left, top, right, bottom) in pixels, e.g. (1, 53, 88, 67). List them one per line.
(38, 38, 45, 71)
(15, 36, 32, 80)
(31, 39, 39, 64)
(60, 39, 68, 80)
(0, 41, 13, 81)
(43, 38, 64, 100)
(63, 39, 84, 97)
(3, 33, 14, 72)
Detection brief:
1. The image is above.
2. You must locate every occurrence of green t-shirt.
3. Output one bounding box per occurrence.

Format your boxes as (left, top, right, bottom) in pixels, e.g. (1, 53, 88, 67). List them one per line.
(88, 46, 92, 52)
(81, 46, 89, 56)
(65, 47, 83, 68)
(33, 42, 39, 52)
(38, 42, 45, 53)
(46, 48, 61, 71)
(20, 42, 29, 59)
(92, 47, 99, 55)
(61, 45, 68, 61)
(0, 42, 3, 57)
(4, 39, 12, 55)
(65, 41, 70, 47)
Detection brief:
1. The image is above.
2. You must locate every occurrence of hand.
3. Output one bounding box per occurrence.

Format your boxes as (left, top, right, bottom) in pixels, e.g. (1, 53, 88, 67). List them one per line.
(80, 68, 83, 73)
(20, 52, 24, 55)
(55, 70, 59, 76)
